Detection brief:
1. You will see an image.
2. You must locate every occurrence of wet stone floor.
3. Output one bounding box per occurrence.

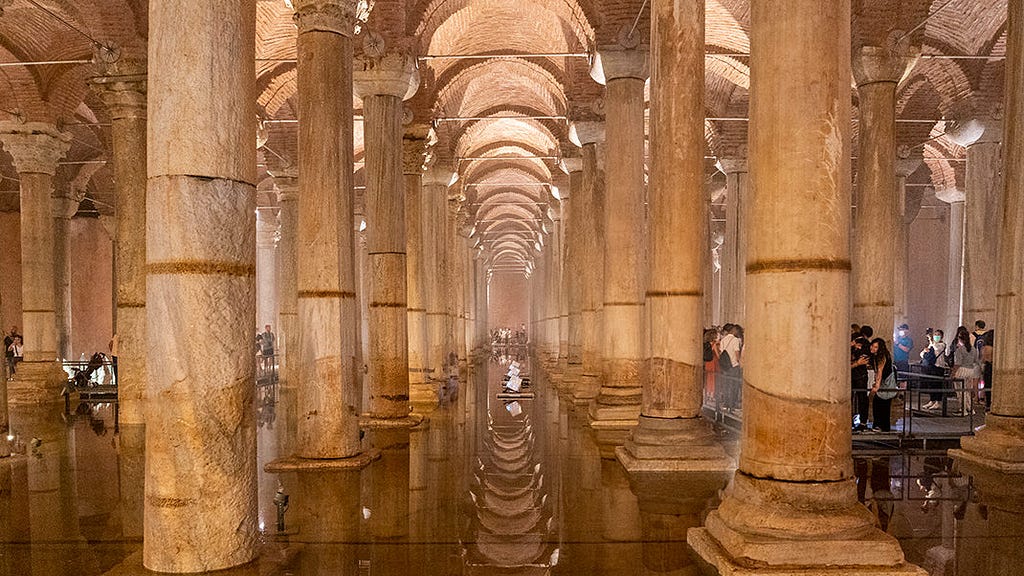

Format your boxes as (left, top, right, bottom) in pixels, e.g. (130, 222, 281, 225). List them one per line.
(0, 355, 1021, 575)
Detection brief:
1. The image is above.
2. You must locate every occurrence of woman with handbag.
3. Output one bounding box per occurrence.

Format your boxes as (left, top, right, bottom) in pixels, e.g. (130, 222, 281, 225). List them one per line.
(869, 338, 898, 432)
(951, 326, 982, 413)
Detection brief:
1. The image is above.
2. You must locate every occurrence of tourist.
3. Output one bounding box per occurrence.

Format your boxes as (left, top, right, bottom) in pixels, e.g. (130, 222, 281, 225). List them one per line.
(951, 326, 982, 412)
(851, 332, 871, 431)
(719, 324, 743, 411)
(921, 329, 948, 410)
(868, 338, 896, 432)
(703, 328, 720, 402)
(893, 323, 912, 372)
(6, 335, 23, 376)
(972, 320, 994, 409)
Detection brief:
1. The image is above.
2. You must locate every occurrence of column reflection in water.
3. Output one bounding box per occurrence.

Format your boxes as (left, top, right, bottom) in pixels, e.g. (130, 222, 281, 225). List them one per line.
(954, 469, 1024, 575)
(365, 428, 411, 574)
(291, 470, 362, 574)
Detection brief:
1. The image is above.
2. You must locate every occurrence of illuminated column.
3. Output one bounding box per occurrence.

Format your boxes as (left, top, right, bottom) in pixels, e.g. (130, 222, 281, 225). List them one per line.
(689, 2, 924, 573)
(850, 43, 917, 339)
(618, 0, 730, 472)
(143, 0, 258, 570)
(92, 64, 148, 424)
(589, 46, 647, 430)
(403, 128, 432, 405)
(271, 169, 299, 389)
(562, 157, 584, 392)
(0, 122, 71, 404)
(571, 122, 605, 405)
(256, 208, 279, 330)
(719, 158, 747, 325)
(353, 52, 420, 425)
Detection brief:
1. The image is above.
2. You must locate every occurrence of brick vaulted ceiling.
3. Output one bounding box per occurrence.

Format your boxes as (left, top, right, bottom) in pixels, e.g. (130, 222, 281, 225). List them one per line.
(0, 0, 1010, 271)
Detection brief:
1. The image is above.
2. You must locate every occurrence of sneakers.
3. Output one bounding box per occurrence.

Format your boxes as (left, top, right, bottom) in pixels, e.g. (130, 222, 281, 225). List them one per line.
(922, 401, 940, 410)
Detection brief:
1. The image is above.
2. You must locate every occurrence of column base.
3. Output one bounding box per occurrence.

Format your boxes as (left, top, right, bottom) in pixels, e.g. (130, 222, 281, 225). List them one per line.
(6, 360, 67, 404)
(588, 397, 641, 430)
(572, 374, 600, 406)
(951, 414, 1024, 475)
(616, 415, 733, 473)
(359, 413, 425, 429)
(688, 472, 924, 575)
(410, 381, 440, 406)
(264, 450, 381, 473)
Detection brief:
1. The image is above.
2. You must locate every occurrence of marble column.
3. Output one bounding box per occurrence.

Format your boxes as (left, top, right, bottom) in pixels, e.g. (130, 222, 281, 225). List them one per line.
(143, 0, 258, 570)
(562, 158, 584, 390)
(423, 167, 452, 384)
(947, 116, 1002, 328)
(935, 187, 967, 335)
(92, 65, 148, 425)
(951, 0, 1024, 494)
(0, 122, 71, 404)
(719, 158, 747, 325)
(589, 48, 647, 430)
(688, 2, 924, 573)
(894, 158, 922, 327)
(256, 208, 279, 330)
(403, 128, 431, 405)
(270, 0, 374, 468)
(851, 44, 917, 340)
(572, 122, 605, 405)
(617, 0, 731, 473)
(354, 53, 420, 425)
(52, 191, 78, 360)
(271, 169, 299, 389)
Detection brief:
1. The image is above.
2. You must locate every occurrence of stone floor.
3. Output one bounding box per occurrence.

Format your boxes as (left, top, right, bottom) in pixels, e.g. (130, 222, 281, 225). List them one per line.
(0, 357, 1016, 575)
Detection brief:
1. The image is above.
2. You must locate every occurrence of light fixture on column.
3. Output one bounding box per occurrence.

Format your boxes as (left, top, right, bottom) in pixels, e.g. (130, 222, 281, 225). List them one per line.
(448, 171, 460, 187)
(549, 184, 560, 200)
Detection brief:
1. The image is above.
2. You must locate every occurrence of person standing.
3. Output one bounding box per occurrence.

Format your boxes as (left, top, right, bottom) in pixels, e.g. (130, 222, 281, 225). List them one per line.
(893, 323, 912, 372)
(851, 333, 871, 431)
(260, 324, 275, 371)
(4, 326, 20, 380)
(951, 326, 982, 413)
(6, 335, 23, 376)
(971, 319, 994, 410)
(921, 329, 948, 410)
(868, 338, 896, 432)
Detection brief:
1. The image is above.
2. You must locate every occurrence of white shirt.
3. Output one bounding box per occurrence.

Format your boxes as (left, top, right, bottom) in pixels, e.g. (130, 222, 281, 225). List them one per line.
(720, 334, 742, 367)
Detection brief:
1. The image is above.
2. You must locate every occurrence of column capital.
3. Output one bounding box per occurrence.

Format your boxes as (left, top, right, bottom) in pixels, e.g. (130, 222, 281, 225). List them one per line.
(852, 45, 919, 87)
(716, 157, 748, 175)
(423, 166, 456, 188)
(292, 0, 359, 36)
(569, 121, 605, 147)
(269, 167, 299, 203)
(256, 208, 281, 249)
(0, 121, 71, 175)
(562, 157, 584, 174)
(90, 59, 147, 121)
(354, 52, 419, 100)
(934, 187, 966, 204)
(52, 192, 81, 219)
(594, 46, 649, 83)
(402, 126, 433, 175)
(895, 157, 922, 178)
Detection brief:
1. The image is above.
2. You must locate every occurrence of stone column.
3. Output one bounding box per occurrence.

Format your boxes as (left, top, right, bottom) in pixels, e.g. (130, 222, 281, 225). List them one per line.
(92, 66, 148, 425)
(403, 128, 432, 405)
(563, 158, 584, 390)
(0, 122, 71, 403)
(354, 53, 420, 426)
(894, 158, 922, 327)
(52, 191, 78, 360)
(688, 2, 924, 573)
(269, 0, 374, 468)
(719, 158, 747, 325)
(572, 122, 605, 405)
(271, 169, 299, 389)
(851, 44, 917, 340)
(423, 167, 452, 384)
(617, 0, 731, 473)
(256, 208, 279, 330)
(589, 47, 647, 431)
(935, 187, 966, 334)
(947, 116, 1002, 328)
(143, 0, 258, 570)
(952, 0, 1024, 492)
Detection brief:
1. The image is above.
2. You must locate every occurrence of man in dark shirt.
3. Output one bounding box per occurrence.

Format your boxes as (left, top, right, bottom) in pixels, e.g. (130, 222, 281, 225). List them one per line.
(893, 323, 912, 372)
(851, 334, 871, 431)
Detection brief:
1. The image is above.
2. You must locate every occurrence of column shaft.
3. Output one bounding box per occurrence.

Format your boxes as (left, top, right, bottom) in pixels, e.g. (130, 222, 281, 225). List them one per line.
(274, 173, 299, 389)
(852, 81, 897, 338)
(256, 210, 279, 330)
(293, 3, 361, 458)
(144, 0, 258, 570)
(690, 2, 921, 572)
(645, 0, 705, 420)
(403, 137, 429, 402)
(720, 165, 747, 324)
(94, 73, 148, 425)
(363, 93, 409, 420)
(52, 196, 74, 360)
(962, 140, 1002, 325)
(592, 67, 646, 423)
(577, 140, 604, 402)
(564, 163, 584, 385)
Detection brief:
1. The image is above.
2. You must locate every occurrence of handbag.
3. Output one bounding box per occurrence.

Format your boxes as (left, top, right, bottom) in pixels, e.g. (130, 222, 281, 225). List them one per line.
(877, 370, 898, 400)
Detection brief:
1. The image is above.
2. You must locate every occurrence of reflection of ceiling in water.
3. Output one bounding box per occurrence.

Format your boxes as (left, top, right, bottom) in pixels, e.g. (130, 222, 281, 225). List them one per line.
(464, 377, 557, 573)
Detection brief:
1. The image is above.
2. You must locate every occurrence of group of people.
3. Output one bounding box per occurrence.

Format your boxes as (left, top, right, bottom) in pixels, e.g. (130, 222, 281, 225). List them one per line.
(851, 319, 994, 432)
(255, 324, 275, 372)
(703, 323, 744, 412)
(491, 325, 528, 347)
(4, 326, 22, 379)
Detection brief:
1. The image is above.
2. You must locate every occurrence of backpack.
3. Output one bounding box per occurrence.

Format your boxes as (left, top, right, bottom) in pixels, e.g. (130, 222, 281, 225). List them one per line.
(719, 350, 734, 372)
(921, 347, 936, 367)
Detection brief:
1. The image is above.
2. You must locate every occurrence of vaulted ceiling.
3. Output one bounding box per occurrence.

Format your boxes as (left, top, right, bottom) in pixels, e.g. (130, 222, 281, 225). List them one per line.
(0, 0, 1009, 273)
